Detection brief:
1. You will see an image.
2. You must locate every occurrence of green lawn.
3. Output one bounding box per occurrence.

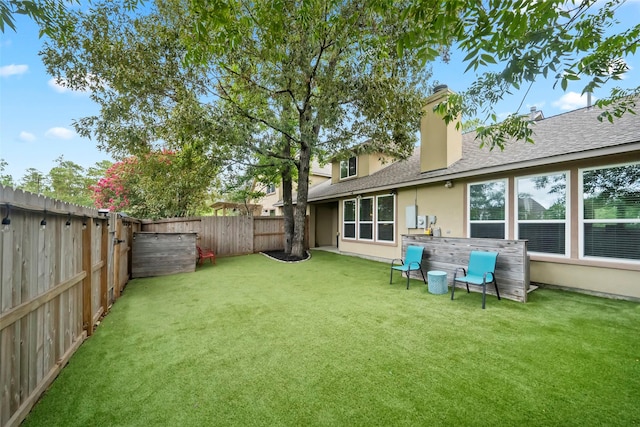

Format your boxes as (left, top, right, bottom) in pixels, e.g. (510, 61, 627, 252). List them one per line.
(24, 251, 640, 426)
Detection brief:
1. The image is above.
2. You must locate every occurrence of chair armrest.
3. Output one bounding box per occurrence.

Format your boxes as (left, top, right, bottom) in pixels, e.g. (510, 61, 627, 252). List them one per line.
(407, 261, 422, 270)
(390, 258, 404, 267)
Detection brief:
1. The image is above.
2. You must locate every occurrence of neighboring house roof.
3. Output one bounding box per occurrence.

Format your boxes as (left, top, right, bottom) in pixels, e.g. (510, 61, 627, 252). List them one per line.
(308, 104, 640, 202)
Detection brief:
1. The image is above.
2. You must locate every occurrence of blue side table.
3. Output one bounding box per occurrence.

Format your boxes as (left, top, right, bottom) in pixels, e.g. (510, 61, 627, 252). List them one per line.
(427, 271, 448, 294)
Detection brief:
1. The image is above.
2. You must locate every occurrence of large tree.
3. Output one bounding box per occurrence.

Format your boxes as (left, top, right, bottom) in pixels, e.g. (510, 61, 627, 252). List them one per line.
(169, 0, 430, 258)
(38, 0, 638, 258)
(47, 155, 94, 206)
(42, 0, 430, 258)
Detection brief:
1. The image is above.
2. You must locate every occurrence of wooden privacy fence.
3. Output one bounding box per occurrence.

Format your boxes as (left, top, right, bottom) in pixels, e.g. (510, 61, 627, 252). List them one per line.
(402, 235, 530, 302)
(141, 215, 309, 255)
(0, 186, 137, 427)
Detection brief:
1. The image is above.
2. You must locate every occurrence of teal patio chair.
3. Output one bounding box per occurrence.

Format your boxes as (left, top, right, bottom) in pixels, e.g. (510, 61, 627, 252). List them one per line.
(451, 251, 500, 309)
(390, 245, 427, 289)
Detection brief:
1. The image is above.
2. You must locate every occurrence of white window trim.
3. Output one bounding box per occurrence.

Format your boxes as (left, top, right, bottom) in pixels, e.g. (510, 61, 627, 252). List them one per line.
(578, 161, 640, 264)
(375, 194, 395, 243)
(343, 199, 357, 240)
(358, 196, 374, 241)
(467, 179, 509, 239)
(515, 171, 570, 258)
(340, 157, 357, 180)
(341, 195, 396, 243)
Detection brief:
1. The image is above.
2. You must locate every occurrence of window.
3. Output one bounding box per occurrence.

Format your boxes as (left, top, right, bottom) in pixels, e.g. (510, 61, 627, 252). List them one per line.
(342, 195, 395, 242)
(468, 180, 507, 238)
(265, 183, 276, 194)
(359, 197, 373, 240)
(343, 200, 356, 239)
(340, 157, 357, 179)
(516, 172, 568, 256)
(580, 162, 640, 262)
(377, 195, 395, 242)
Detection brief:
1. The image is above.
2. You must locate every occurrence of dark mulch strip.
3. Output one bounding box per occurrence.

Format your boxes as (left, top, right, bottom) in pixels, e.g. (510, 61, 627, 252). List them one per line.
(261, 250, 310, 262)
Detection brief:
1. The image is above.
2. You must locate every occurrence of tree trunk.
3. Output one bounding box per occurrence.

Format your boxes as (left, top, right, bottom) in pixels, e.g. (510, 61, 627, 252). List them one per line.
(282, 168, 294, 254)
(291, 144, 311, 258)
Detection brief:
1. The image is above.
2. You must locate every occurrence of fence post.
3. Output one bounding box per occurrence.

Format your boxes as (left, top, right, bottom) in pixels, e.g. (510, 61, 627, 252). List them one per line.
(82, 220, 93, 337)
(113, 218, 121, 299)
(100, 219, 108, 314)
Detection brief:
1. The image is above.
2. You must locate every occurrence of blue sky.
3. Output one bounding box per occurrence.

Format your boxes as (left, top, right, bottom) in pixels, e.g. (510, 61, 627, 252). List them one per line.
(1, 2, 640, 182)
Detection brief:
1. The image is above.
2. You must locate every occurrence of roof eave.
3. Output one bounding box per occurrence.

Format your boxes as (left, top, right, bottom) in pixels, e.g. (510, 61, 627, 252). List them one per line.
(308, 141, 640, 203)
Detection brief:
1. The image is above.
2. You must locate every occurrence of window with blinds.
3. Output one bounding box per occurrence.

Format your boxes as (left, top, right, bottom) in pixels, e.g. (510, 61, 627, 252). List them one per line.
(580, 162, 640, 262)
(468, 180, 507, 239)
(516, 172, 568, 256)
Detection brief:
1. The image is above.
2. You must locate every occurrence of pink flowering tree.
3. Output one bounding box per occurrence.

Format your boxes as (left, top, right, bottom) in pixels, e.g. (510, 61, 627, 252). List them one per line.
(91, 149, 215, 219)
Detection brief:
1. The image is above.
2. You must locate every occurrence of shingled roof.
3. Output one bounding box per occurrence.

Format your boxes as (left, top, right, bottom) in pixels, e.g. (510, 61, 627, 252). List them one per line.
(308, 104, 640, 202)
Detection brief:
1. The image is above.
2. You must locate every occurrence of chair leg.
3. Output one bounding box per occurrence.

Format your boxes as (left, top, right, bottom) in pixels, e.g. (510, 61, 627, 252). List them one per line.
(419, 268, 427, 284)
(406, 272, 410, 290)
(494, 279, 501, 300)
(482, 284, 486, 309)
(451, 274, 457, 300)
(390, 268, 393, 284)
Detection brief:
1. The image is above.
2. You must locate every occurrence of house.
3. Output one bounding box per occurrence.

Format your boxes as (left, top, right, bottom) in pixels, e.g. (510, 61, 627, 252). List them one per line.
(307, 86, 640, 300)
(258, 160, 331, 216)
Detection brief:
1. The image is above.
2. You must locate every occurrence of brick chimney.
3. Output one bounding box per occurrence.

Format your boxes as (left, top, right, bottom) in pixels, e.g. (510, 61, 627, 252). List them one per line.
(420, 85, 462, 173)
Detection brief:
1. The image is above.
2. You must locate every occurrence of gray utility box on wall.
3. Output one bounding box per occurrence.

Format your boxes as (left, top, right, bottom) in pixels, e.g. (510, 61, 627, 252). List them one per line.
(132, 232, 197, 278)
(406, 205, 417, 229)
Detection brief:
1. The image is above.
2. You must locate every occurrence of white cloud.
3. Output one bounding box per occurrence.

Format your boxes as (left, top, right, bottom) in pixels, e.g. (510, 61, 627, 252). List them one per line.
(19, 131, 36, 142)
(0, 64, 28, 77)
(552, 92, 596, 111)
(48, 77, 71, 93)
(45, 127, 76, 140)
(48, 76, 96, 94)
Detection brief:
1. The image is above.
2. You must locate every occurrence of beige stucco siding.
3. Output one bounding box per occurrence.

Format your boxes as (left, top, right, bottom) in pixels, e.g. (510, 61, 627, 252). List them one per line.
(531, 261, 640, 299)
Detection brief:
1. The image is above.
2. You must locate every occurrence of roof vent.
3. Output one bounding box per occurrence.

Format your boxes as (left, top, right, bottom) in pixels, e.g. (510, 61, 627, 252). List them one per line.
(433, 84, 448, 93)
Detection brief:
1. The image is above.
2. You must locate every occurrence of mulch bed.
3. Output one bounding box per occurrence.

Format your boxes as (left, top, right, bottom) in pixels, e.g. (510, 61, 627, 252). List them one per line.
(261, 250, 310, 263)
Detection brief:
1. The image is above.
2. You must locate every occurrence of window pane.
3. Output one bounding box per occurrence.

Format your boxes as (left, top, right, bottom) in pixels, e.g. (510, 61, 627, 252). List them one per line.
(360, 223, 373, 239)
(360, 198, 373, 221)
(340, 161, 348, 179)
(470, 181, 505, 221)
(349, 157, 357, 176)
(518, 173, 566, 220)
(344, 200, 355, 221)
(377, 195, 394, 221)
(344, 223, 356, 238)
(519, 223, 565, 254)
(378, 223, 394, 241)
(470, 223, 505, 239)
(583, 164, 640, 220)
(584, 223, 640, 260)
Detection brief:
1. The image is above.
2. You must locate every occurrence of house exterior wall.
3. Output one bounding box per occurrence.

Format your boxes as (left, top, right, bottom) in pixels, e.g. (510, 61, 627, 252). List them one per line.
(331, 153, 394, 184)
(321, 151, 640, 300)
(259, 173, 330, 216)
(530, 262, 640, 299)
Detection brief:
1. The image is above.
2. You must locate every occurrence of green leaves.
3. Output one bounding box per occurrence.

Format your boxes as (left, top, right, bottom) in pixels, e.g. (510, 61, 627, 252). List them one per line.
(403, 0, 639, 149)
